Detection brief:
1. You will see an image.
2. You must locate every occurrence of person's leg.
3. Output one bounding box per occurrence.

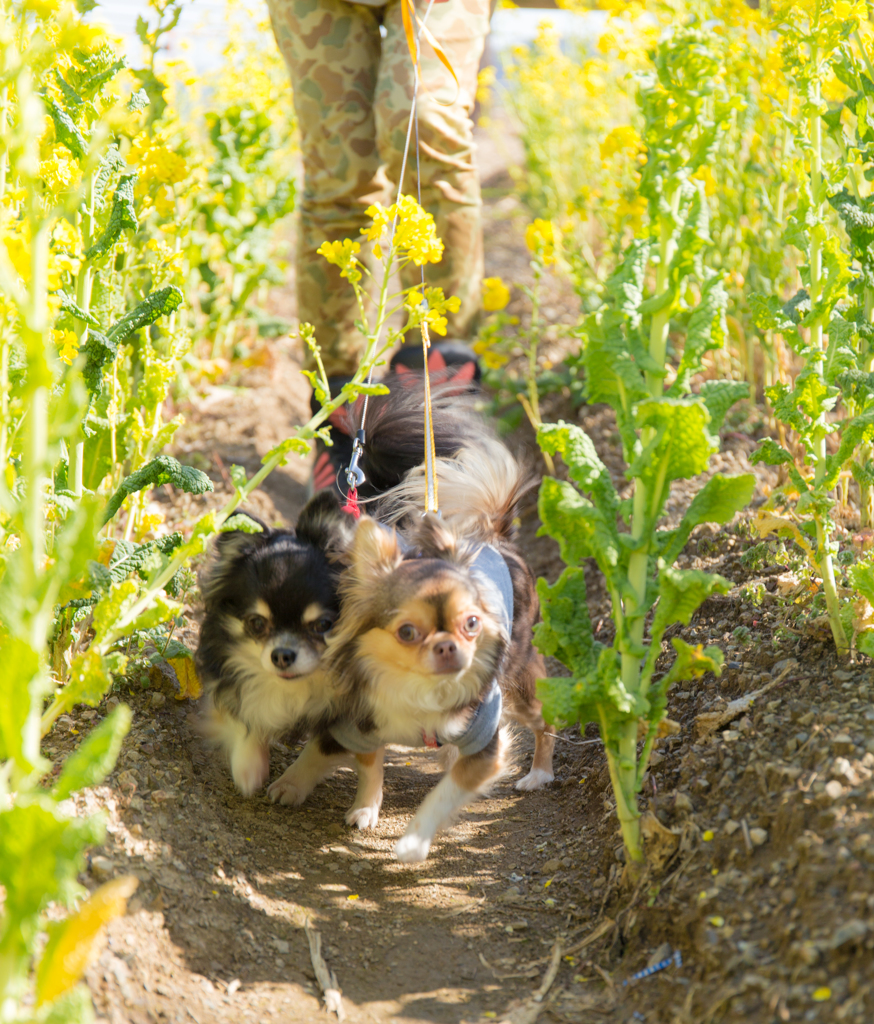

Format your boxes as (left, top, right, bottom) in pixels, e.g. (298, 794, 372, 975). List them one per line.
(266, 0, 387, 377)
(376, 0, 490, 342)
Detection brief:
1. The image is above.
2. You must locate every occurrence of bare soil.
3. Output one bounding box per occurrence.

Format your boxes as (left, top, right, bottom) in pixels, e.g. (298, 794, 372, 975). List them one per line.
(43, 125, 874, 1024)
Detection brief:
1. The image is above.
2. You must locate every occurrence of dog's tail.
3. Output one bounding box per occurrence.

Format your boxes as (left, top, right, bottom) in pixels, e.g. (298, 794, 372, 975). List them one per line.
(379, 436, 536, 541)
(357, 381, 491, 496)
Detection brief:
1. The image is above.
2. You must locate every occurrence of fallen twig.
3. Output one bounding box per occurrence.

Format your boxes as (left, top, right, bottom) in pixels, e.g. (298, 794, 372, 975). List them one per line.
(740, 818, 753, 855)
(305, 919, 345, 1020)
(693, 665, 792, 740)
(534, 940, 563, 1002)
(563, 917, 616, 958)
(498, 939, 565, 1024)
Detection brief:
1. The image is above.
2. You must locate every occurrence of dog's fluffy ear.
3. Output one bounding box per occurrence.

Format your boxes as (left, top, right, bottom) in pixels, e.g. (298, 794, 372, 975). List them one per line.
(214, 511, 273, 560)
(350, 517, 403, 580)
(296, 491, 355, 558)
(201, 511, 273, 604)
(413, 514, 474, 564)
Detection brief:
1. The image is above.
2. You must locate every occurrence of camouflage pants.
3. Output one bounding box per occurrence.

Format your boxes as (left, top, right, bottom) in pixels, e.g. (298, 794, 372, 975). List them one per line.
(266, 0, 490, 377)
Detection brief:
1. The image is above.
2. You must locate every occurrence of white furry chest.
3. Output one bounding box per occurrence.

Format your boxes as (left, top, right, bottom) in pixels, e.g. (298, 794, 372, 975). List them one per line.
(363, 659, 480, 746)
(227, 653, 323, 738)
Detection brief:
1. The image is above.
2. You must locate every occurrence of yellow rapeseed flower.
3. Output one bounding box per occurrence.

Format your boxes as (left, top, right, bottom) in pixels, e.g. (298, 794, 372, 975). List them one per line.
(363, 196, 444, 265)
(54, 329, 80, 365)
(482, 277, 510, 312)
(600, 125, 643, 162)
(525, 218, 556, 266)
(129, 133, 189, 190)
(317, 238, 362, 282)
(40, 148, 82, 195)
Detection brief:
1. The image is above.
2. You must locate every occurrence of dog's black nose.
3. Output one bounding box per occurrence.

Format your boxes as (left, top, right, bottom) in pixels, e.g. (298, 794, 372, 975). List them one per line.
(271, 647, 297, 669)
(433, 639, 457, 658)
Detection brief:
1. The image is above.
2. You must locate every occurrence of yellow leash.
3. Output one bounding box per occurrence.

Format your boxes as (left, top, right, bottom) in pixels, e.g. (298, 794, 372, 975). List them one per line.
(420, 318, 439, 513)
(400, 0, 453, 515)
(401, 0, 460, 107)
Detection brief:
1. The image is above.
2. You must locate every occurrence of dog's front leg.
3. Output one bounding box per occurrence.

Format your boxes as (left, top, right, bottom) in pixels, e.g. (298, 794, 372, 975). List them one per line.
(229, 727, 270, 797)
(346, 747, 385, 829)
(394, 727, 509, 863)
(267, 733, 345, 806)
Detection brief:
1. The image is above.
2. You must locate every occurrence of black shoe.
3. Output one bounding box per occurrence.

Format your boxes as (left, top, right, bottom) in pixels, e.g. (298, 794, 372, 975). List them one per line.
(388, 339, 481, 391)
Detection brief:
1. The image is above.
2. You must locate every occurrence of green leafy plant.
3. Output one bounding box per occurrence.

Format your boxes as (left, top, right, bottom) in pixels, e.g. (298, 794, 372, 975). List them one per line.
(749, 2, 873, 655)
(533, 23, 755, 872)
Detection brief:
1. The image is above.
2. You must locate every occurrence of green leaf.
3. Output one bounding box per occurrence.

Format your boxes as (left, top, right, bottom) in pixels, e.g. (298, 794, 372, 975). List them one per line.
(631, 397, 716, 496)
(105, 286, 184, 345)
(533, 569, 600, 678)
(538, 477, 622, 587)
(0, 796, 104, 923)
(0, 637, 42, 774)
(536, 677, 588, 729)
(38, 984, 96, 1024)
(823, 314, 858, 384)
(672, 272, 727, 391)
(537, 646, 640, 728)
(829, 409, 874, 486)
(93, 145, 125, 210)
(537, 421, 618, 519)
(58, 291, 100, 328)
(103, 457, 213, 524)
(54, 70, 83, 109)
(82, 330, 117, 398)
(858, 630, 874, 659)
(53, 705, 132, 800)
(107, 534, 183, 584)
(660, 472, 756, 565)
(749, 293, 798, 335)
(650, 565, 731, 645)
(262, 435, 312, 465)
(750, 437, 794, 467)
(85, 174, 137, 260)
(221, 514, 264, 534)
(698, 380, 749, 433)
(641, 566, 730, 691)
(659, 637, 724, 689)
(341, 382, 390, 398)
(45, 97, 87, 160)
(849, 558, 874, 605)
(55, 649, 117, 712)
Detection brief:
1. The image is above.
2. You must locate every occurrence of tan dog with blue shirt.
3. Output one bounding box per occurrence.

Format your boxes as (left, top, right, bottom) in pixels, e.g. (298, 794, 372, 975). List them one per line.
(270, 440, 556, 863)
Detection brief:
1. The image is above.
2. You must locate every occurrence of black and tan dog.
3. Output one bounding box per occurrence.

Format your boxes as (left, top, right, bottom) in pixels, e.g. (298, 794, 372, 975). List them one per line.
(194, 381, 498, 800)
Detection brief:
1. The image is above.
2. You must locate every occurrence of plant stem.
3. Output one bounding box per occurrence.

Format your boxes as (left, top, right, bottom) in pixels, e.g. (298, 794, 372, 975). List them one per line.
(808, 70, 849, 653)
(0, 85, 8, 201)
(70, 170, 97, 497)
(860, 288, 874, 527)
(599, 710, 643, 867)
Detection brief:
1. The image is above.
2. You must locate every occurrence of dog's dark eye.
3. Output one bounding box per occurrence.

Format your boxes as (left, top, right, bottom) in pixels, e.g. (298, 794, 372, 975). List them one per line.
(310, 616, 335, 636)
(246, 615, 269, 637)
(396, 623, 421, 644)
(463, 615, 481, 636)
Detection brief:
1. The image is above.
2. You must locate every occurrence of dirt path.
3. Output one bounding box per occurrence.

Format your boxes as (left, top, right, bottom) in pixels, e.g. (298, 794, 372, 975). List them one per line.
(43, 123, 874, 1024)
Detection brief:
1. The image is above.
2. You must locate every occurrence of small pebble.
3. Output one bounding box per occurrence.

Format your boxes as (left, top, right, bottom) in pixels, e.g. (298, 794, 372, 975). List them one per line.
(749, 828, 768, 847)
(824, 780, 844, 801)
(90, 855, 115, 882)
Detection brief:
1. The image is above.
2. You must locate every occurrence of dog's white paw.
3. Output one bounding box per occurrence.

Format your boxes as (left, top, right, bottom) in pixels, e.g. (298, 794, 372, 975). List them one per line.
(394, 832, 432, 863)
(346, 802, 381, 830)
(231, 742, 270, 796)
(515, 768, 554, 792)
(267, 771, 312, 806)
